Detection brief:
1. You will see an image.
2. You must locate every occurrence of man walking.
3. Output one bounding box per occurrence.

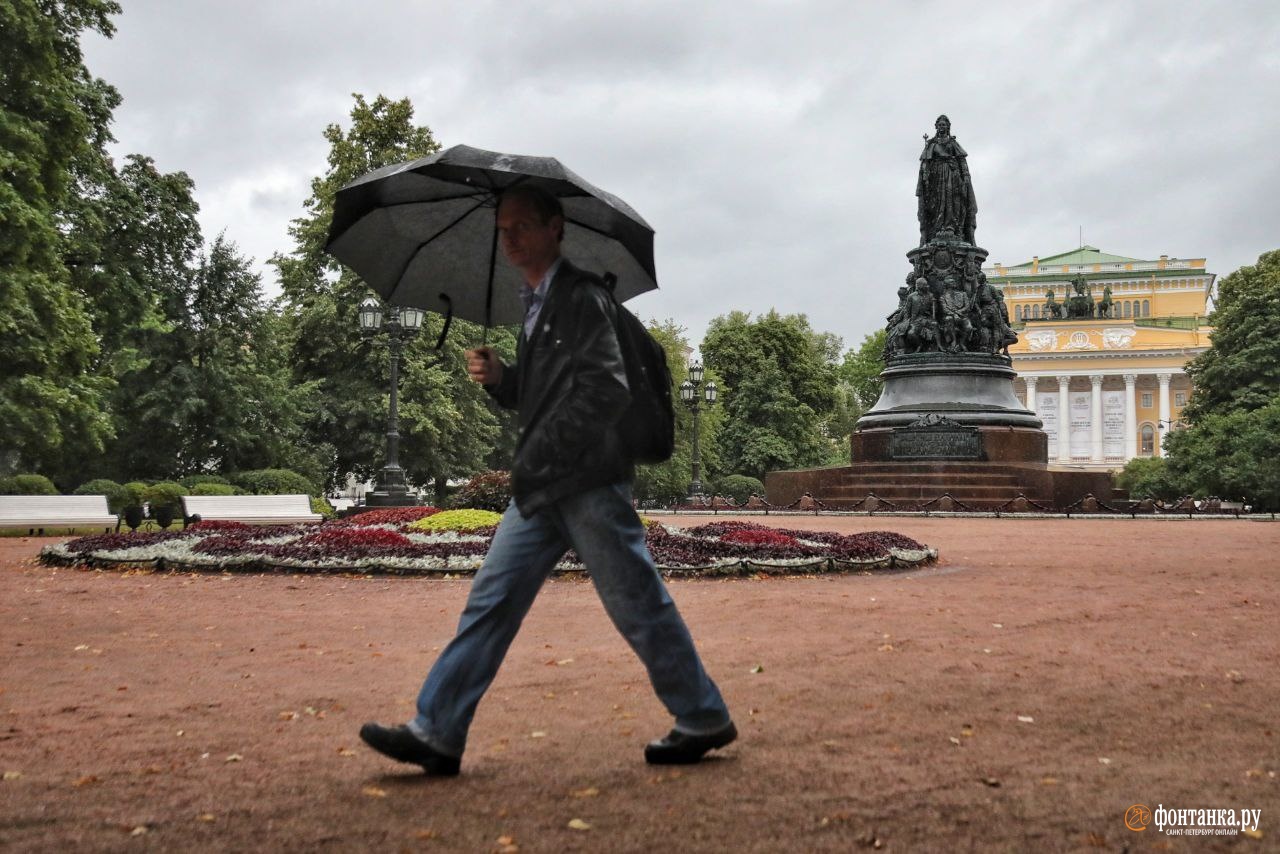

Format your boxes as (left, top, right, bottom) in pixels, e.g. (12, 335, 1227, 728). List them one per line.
(359, 185, 735, 776)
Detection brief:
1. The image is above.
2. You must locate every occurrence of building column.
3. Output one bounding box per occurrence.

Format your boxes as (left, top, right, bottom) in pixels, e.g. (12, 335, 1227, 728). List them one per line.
(1089, 374, 1104, 463)
(1157, 372, 1173, 456)
(1123, 374, 1138, 461)
(1057, 375, 1071, 463)
(1025, 376, 1038, 416)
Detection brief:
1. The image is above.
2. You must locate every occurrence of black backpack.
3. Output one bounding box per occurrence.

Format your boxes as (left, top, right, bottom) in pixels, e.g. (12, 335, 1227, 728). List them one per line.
(602, 274, 676, 464)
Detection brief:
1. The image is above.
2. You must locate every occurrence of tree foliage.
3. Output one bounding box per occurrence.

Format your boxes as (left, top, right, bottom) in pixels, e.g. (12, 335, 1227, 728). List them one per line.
(701, 310, 841, 479)
(274, 93, 518, 493)
(0, 0, 120, 477)
(1165, 250, 1280, 509)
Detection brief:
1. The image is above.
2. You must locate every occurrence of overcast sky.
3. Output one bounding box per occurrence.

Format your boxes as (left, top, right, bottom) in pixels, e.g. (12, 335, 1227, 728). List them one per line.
(82, 0, 1280, 354)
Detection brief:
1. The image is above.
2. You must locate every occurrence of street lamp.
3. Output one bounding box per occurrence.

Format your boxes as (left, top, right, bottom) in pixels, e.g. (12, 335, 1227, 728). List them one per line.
(359, 297, 425, 507)
(679, 363, 717, 499)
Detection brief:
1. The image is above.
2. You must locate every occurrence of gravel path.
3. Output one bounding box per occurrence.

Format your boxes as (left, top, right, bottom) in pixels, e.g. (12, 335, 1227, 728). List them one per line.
(2, 515, 1277, 852)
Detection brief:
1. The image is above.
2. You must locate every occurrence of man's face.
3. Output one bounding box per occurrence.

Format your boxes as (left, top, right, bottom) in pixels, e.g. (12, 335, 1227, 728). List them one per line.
(497, 195, 562, 275)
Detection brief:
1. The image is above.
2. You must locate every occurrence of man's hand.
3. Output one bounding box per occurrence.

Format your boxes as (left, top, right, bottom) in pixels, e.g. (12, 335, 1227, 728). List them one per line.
(466, 347, 503, 385)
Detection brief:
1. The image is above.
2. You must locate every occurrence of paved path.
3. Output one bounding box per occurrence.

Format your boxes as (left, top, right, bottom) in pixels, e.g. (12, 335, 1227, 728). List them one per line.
(2, 516, 1277, 852)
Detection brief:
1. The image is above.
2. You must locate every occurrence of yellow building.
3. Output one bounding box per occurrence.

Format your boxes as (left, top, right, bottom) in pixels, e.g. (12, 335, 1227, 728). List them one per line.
(986, 247, 1214, 468)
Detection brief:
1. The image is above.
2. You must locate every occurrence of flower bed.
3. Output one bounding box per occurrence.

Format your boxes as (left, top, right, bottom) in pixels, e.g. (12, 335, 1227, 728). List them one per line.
(39, 518, 935, 577)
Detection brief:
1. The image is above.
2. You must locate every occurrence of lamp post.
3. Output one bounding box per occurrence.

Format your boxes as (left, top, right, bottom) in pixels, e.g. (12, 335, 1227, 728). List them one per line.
(359, 297, 425, 507)
(679, 363, 717, 500)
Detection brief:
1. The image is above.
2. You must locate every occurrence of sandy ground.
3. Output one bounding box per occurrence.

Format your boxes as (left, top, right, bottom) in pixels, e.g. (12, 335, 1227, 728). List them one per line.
(2, 515, 1278, 853)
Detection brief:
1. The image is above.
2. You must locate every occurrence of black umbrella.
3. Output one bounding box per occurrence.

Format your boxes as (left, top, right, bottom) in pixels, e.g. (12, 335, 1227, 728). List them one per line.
(324, 144, 658, 331)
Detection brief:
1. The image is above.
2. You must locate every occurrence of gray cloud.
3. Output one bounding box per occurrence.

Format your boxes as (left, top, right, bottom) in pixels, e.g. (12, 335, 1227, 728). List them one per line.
(84, 0, 1280, 352)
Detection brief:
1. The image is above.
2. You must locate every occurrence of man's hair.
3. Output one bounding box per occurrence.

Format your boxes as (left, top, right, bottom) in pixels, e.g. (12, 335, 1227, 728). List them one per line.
(499, 184, 564, 241)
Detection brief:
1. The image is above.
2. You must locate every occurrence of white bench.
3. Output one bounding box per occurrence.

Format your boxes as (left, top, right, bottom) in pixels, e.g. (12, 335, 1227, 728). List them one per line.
(0, 495, 118, 535)
(181, 494, 322, 526)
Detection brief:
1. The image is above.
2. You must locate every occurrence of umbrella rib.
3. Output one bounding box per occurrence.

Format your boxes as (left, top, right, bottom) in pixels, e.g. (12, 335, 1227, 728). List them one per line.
(387, 197, 492, 303)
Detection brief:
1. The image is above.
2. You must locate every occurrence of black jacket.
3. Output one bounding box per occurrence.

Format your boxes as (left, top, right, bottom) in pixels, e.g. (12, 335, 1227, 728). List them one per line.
(486, 259, 634, 516)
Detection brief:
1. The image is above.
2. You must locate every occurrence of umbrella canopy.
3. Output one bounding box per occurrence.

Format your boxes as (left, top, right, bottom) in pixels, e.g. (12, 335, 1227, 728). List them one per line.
(324, 144, 657, 327)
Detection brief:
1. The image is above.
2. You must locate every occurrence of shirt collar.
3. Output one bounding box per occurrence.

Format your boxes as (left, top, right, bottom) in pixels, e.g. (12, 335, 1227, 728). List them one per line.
(520, 256, 563, 310)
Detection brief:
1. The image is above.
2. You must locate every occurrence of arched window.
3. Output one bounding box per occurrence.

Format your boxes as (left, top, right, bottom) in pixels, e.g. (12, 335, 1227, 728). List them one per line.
(1123, 301, 1131, 318)
(1033, 304, 1041, 319)
(1142, 299, 1151, 317)
(1140, 424, 1155, 456)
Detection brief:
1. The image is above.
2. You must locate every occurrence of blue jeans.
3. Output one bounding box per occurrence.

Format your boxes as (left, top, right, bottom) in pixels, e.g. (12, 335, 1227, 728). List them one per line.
(409, 482, 730, 758)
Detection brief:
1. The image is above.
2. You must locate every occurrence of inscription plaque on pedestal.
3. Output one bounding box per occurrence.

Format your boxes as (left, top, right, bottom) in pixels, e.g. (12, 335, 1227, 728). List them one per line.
(890, 415, 982, 460)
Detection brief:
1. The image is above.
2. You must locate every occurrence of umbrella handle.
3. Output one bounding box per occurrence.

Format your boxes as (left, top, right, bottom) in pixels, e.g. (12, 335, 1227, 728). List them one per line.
(435, 293, 454, 351)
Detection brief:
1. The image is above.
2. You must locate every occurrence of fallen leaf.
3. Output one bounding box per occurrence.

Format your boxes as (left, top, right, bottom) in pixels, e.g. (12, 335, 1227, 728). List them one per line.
(567, 818, 591, 831)
(337, 748, 356, 757)
(878, 644, 894, 652)
(279, 711, 297, 721)
(74, 644, 89, 651)
(413, 829, 437, 840)
(543, 692, 556, 699)
(961, 726, 974, 737)
(980, 776, 1001, 787)
(556, 658, 574, 666)
(750, 665, 764, 674)
(3, 771, 22, 781)
(176, 730, 185, 737)
(949, 737, 961, 746)
(224, 754, 243, 763)
(1243, 828, 1264, 839)
(992, 623, 1003, 629)
(362, 785, 388, 798)
(198, 813, 215, 822)
(1040, 776, 1059, 785)
(1085, 831, 1106, 847)
(570, 787, 599, 798)
(72, 774, 99, 787)
(1246, 768, 1264, 777)
(1017, 715, 1034, 723)
(530, 731, 547, 739)
(129, 826, 148, 836)
(1097, 757, 1111, 765)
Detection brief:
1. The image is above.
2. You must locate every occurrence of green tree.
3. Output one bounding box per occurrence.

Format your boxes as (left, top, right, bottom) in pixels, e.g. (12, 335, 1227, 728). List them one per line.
(825, 329, 886, 462)
(1164, 250, 1280, 509)
(1114, 457, 1182, 502)
(1182, 250, 1280, 422)
(0, 0, 120, 478)
(273, 93, 516, 492)
(701, 310, 841, 479)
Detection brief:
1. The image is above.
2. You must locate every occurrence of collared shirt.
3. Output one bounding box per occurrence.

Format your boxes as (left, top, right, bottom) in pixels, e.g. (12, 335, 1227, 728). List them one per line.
(520, 256, 562, 340)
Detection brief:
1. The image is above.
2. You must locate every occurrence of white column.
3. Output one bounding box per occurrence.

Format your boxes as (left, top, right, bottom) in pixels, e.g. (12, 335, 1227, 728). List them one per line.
(1057, 375, 1071, 463)
(1089, 374, 1104, 463)
(1157, 372, 1173, 456)
(1025, 376, 1038, 416)
(1123, 374, 1138, 461)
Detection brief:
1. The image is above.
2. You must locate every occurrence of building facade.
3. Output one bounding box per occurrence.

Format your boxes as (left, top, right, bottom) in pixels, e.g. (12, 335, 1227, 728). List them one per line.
(985, 247, 1214, 468)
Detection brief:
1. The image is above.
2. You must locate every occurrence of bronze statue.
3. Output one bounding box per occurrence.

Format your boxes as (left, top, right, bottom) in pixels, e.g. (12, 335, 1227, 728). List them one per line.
(1065, 274, 1094, 318)
(938, 275, 972, 352)
(1043, 289, 1063, 320)
(1098, 284, 1114, 318)
(903, 277, 940, 353)
(917, 115, 977, 246)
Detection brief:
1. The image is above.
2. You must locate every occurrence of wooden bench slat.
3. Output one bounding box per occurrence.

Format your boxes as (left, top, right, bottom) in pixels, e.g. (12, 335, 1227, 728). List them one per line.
(181, 494, 321, 525)
(0, 495, 117, 529)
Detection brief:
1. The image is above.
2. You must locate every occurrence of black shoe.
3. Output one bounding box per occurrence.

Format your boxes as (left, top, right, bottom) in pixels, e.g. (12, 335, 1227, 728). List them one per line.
(644, 721, 738, 765)
(359, 723, 461, 776)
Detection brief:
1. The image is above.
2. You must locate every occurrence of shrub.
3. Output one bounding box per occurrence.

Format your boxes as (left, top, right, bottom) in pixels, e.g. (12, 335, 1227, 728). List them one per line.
(190, 483, 241, 496)
(121, 481, 150, 509)
(180, 474, 231, 490)
(713, 474, 766, 505)
(450, 470, 511, 512)
(74, 479, 129, 513)
(335, 507, 441, 527)
(310, 496, 337, 520)
(0, 474, 59, 495)
(408, 509, 502, 532)
(1115, 457, 1182, 502)
(142, 481, 188, 511)
(230, 468, 317, 497)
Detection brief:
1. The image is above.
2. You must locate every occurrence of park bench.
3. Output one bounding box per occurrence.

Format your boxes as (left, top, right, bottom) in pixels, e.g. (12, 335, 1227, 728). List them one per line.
(0, 495, 118, 535)
(181, 494, 322, 526)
